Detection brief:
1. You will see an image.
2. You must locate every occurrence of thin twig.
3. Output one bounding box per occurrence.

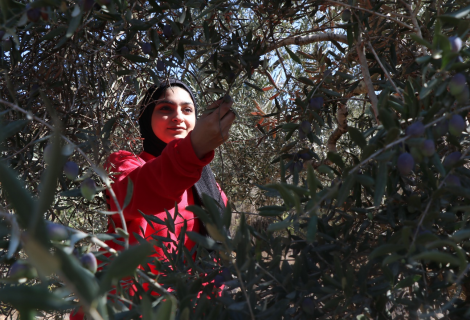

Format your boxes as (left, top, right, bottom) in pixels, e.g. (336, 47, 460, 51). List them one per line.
(326, 0, 414, 30)
(355, 35, 379, 124)
(367, 41, 405, 102)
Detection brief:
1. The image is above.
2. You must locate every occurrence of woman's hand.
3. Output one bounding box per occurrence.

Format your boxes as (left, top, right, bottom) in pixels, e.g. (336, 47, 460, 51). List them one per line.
(191, 97, 236, 159)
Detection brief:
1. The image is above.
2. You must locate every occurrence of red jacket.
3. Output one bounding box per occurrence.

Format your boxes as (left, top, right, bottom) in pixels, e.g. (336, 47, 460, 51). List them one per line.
(104, 132, 227, 262)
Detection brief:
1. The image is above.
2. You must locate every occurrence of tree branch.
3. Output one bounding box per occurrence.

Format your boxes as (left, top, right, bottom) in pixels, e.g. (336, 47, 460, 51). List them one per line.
(265, 33, 348, 53)
(327, 103, 349, 153)
(326, 0, 414, 31)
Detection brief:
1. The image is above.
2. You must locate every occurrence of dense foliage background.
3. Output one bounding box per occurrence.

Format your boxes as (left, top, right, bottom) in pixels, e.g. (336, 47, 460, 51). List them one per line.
(1, 0, 470, 318)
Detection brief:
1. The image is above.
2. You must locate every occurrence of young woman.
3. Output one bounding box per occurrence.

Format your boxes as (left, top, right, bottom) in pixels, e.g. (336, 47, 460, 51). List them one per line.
(103, 78, 235, 271)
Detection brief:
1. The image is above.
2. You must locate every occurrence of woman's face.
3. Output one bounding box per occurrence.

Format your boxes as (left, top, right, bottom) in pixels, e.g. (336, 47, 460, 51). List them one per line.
(151, 86, 196, 143)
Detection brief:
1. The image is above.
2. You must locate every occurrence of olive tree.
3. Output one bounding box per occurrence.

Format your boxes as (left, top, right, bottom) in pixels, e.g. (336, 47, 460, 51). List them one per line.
(1, 0, 470, 319)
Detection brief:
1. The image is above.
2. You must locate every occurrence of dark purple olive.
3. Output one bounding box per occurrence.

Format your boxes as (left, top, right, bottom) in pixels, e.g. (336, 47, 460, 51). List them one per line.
(443, 151, 462, 168)
(9, 261, 37, 279)
(252, 59, 260, 69)
(421, 139, 436, 157)
(80, 253, 98, 274)
(221, 267, 232, 281)
(227, 72, 236, 83)
(27, 7, 41, 22)
(163, 25, 172, 38)
(449, 36, 463, 53)
(456, 86, 470, 104)
(64, 161, 79, 180)
(397, 153, 414, 175)
(406, 121, 425, 137)
(301, 297, 315, 315)
(120, 46, 129, 55)
(300, 120, 311, 134)
(0, 30, 5, 40)
(299, 152, 313, 160)
(298, 128, 307, 140)
(449, 73, 467, 96)
(448, 114, 466, 137)
(80, 178, 97, 200)
(142, 42, 152, 55)
(214, 274, 224, 288)
(157, 60, 165, 71)
(97, 0, 110, 5)
(341, 9, 351, 22)
(46, 222, 69, 241)
(445, 174, 461, 187)
(309, 96, 323, 110)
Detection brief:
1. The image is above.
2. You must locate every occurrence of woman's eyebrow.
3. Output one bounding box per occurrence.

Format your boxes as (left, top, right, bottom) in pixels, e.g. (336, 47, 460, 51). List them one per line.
(155, 99, 194, 106)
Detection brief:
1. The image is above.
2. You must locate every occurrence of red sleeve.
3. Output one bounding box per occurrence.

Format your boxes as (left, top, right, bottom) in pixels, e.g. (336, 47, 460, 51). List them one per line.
(105, 133, 214, 220)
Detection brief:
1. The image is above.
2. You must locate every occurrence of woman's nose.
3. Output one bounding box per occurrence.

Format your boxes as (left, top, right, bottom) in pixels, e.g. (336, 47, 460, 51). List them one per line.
(172, 109, 184, 123)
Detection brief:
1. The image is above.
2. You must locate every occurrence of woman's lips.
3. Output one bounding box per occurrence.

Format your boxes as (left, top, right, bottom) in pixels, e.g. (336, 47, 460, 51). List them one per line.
(168, 127, 186, 131)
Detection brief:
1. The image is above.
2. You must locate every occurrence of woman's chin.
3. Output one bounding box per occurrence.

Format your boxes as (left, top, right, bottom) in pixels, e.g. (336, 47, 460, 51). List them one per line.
(164, 133, 188, 142)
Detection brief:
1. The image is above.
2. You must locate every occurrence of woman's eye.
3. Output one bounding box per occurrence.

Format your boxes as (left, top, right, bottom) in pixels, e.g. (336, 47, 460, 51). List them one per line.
(185, 108, 193, 113)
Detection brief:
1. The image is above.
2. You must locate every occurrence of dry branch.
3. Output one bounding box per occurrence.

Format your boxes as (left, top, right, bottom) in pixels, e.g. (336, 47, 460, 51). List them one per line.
(327, 103, 349, 153)
(265, 33, 348, 53)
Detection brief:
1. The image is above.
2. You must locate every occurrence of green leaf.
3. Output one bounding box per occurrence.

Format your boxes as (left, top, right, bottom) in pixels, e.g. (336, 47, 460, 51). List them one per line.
(154, 296, 177, 320)
(395, 275, 421, 289)
(0, 119, 28, 140)
(374, 160, 388, 207)
(165, 209, 175, 234)
(100, 243, 153, 293)
(320, 88, 342, 97)
(412, 251, 461, 267)
(187, 231, 217, 250)
(66, 12, 82, 38)
(439, 5, 470, 19)
(258, 205, 285, 217)
(410, 33, 432, 49)
(122, 178, 133, 210)
(244, 81, 264, 92)
(419, 78, 440, 99)
(307, 165, 319, 197)
(54, 248, 99, 305)
(306, 215, 317, 243)
(39, 26, 67, 41)
(223, 202, 232, 229)
(267, 218, 291, 232)
(369, 244, 405, 259)
(122, 54, 152, 63)
(355, 174, 374, 187)
(337, 174, 355, 206)
(0, 285, 71, 311)
(0, 162, 35, 229)
(186, 205, 211, 224)
(327, 152, 345, 169)
(202, 193, 223, 226)
(285, 46, 302, 64)
(348, 127, 367, 149)
(297, 77, 315, 86)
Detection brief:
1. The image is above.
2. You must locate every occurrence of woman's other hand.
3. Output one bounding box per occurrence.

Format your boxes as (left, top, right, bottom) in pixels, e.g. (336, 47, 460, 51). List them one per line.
(191, 97, 236, 159)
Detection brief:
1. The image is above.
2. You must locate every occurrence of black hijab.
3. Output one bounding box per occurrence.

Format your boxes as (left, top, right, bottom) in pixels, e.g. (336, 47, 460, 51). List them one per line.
(139, 79, 225, 225)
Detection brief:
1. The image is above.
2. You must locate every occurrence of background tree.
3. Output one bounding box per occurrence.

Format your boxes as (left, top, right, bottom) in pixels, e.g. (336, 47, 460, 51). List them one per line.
(1, 0, 470, 319)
